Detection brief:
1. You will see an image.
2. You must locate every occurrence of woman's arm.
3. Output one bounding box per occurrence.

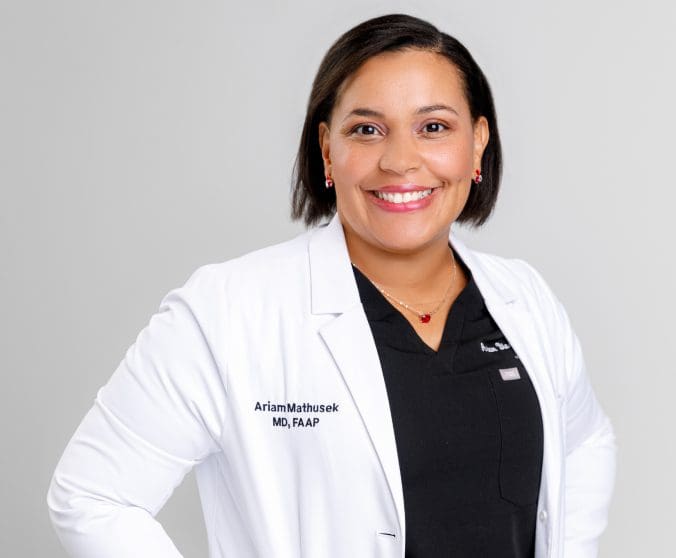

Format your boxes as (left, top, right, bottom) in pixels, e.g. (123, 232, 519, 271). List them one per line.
(47, 266, 227, 557)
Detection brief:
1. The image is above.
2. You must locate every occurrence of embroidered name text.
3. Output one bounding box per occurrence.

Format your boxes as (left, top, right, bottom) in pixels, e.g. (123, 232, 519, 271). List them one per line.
(480, 340, 511, 353)
(254, 401, 339, 413)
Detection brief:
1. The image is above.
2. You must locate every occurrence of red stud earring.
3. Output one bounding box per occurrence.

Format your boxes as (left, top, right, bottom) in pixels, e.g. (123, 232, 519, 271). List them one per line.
(325, 176, 334, 189)
(474, 169, 483, 184)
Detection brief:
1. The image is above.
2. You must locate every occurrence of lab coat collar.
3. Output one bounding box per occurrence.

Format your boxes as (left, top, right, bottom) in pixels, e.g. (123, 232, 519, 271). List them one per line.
(308, 212, 519, 315)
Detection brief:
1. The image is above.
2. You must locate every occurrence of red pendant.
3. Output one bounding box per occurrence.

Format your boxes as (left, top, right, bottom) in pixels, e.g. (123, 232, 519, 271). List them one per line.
(420, 314, 431, 324)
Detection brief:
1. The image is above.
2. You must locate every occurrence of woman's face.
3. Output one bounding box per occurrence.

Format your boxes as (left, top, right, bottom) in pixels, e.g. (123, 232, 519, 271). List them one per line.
(319, 49, 489, 255)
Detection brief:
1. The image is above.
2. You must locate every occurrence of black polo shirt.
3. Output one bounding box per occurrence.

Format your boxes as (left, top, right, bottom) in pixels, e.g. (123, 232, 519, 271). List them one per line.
(352, 254, 543, 558)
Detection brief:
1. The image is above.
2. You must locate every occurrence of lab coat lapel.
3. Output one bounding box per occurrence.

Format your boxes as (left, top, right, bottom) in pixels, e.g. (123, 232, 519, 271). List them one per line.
(319, 310, 406, 537)
(309, 215, 406, 539)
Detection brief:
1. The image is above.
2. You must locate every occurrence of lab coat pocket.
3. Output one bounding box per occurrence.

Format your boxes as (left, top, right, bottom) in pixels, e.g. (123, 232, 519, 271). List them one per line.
(375, 529, 400, 558)
(488, 363, 544, 507)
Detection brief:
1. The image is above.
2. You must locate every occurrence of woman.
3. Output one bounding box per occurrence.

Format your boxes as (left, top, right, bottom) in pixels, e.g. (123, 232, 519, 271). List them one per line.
(47, 14, 616, 558)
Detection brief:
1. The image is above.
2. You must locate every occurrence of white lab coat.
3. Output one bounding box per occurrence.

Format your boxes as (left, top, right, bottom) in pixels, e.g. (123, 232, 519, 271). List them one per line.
(47, 214, 616, 558)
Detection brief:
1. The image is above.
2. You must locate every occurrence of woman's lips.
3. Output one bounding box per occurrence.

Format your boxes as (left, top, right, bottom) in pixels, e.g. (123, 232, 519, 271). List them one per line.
(366, 185, 439, 212)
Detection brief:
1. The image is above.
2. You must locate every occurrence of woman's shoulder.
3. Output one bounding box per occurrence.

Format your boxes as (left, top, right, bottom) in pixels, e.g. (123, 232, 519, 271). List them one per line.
(461, 245, 578, 372)
(454, 239, 558, 309)
(174, 228, 315, 303)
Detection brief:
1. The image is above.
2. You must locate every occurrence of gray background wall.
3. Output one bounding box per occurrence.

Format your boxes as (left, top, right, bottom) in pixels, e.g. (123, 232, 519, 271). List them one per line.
(2, 0, 674, 555)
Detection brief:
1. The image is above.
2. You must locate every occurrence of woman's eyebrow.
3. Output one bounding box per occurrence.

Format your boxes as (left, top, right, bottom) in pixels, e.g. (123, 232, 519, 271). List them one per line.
(342, 104, 459, 123)
(416, 104, 459, 116)
(341, 107, 384, 122)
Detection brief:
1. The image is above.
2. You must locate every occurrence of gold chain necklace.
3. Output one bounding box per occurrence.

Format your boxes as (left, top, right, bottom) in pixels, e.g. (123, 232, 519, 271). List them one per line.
(352, 250, 457, 324)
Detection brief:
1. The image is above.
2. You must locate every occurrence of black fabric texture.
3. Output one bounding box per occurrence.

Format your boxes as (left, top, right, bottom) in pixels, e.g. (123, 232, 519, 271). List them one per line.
(352, 251, 544, 558)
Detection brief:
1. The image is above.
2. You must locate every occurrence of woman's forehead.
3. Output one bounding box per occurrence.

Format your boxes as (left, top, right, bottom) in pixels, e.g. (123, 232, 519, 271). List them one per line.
(333, 49, 468, 118)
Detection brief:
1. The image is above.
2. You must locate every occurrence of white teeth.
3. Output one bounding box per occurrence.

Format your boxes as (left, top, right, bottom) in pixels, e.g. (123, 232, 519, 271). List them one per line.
(374, 189, 433, 203)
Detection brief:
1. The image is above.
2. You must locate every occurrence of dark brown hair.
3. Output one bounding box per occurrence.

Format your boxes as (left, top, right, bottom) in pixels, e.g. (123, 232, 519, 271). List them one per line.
(291, 14, 502, 228)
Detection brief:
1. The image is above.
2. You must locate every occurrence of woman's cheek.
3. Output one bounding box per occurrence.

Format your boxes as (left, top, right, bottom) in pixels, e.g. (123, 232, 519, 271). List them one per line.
(334, 144, 376, 183)
(425, 144, 474, 181)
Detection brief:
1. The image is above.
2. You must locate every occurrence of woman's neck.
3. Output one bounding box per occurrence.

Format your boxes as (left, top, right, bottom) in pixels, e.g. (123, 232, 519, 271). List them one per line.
(343, 225, 464, 303)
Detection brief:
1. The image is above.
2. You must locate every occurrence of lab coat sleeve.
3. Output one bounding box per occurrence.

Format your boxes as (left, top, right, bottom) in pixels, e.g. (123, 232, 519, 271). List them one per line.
(47, 265, 227, 557)
(558, 309, 617, 558)
(520, 260, 617, 558)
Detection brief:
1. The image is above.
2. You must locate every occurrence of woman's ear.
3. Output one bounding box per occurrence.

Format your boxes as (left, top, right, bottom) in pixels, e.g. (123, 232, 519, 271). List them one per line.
(473, 116, 490, 169)
(318, 122, 331, 177)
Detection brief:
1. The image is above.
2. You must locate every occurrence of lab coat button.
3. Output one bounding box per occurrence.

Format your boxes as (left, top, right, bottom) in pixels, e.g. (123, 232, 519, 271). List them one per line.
(539, 510, 548, 522)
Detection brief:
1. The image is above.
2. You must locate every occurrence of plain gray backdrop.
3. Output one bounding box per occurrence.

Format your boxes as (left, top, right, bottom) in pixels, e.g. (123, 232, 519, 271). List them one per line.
(2, 0, 674, 555)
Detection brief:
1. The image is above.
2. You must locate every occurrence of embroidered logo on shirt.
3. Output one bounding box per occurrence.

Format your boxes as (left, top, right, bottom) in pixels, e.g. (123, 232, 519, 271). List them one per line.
(499, 367, 521, 381)
(480, 340, 511, 353)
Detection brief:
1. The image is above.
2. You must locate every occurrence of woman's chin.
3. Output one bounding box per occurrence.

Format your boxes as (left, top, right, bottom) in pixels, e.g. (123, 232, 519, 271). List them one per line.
(340, 208, 453, 256)
(368, 227, 449, 255)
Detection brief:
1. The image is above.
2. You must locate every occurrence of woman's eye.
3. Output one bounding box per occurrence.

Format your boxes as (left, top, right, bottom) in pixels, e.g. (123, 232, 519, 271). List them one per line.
(423, 122, 447, 133)
(352, 124, 379, 136)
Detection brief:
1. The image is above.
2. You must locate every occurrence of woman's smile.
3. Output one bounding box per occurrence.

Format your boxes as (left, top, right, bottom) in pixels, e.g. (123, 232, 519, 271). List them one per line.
(367, 184, 440, 212)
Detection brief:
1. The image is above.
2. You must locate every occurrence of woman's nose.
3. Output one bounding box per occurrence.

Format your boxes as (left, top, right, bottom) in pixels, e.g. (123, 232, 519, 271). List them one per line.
(378, 131, 422, 176)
